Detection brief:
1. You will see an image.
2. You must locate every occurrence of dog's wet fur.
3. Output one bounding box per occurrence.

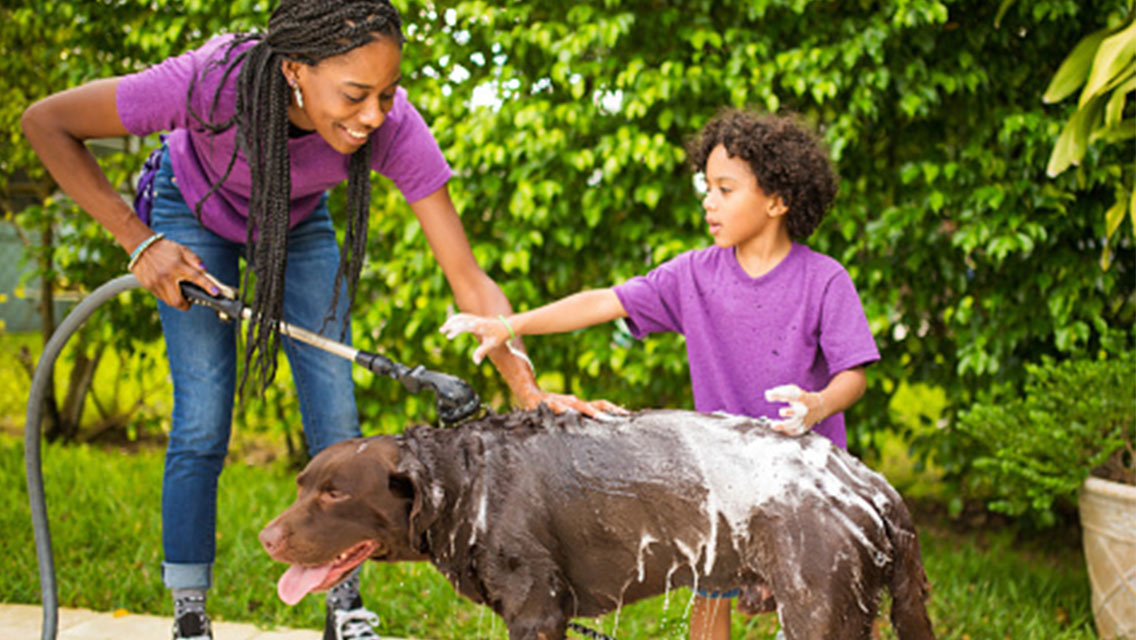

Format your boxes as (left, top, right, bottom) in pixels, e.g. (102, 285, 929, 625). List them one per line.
(260, 408, 935, 640)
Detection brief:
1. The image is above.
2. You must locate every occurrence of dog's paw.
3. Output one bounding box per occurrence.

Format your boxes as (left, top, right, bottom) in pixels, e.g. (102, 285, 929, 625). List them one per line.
(736, 583, 778, 616)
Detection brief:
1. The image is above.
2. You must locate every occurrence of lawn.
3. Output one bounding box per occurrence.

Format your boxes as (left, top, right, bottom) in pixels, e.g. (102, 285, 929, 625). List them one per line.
(1, 434, 1097, 639)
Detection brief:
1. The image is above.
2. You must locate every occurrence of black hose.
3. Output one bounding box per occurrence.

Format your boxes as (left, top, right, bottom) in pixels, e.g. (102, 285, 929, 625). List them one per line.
(25, 273, 143, 640)
(25, 274, 480, 638)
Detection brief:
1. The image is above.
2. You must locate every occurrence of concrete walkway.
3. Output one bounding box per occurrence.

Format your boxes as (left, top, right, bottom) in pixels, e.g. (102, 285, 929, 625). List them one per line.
(0, 603, 409, 639)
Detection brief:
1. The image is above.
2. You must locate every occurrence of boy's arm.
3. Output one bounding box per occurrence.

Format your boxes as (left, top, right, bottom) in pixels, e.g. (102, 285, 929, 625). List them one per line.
(512, 288, 628, 336)
(809, 367, 867, 425)
(440, 288, 627, 364)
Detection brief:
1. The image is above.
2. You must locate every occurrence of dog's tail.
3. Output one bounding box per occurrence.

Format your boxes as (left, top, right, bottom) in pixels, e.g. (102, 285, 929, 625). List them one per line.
(883, 494, 936, 640)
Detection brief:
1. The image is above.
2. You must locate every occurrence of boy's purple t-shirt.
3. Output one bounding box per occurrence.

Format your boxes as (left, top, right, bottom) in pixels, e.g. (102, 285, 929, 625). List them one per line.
(115, 35, 452, 243)
(612, 243, 880, 449)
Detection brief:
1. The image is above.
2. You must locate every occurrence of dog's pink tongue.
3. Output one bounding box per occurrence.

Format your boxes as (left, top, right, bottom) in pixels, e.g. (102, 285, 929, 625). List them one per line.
(277, 563, 334, 605)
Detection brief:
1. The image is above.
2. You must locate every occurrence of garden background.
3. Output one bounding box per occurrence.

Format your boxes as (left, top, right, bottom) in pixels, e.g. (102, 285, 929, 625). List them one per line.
(0, 0, 1133, 638)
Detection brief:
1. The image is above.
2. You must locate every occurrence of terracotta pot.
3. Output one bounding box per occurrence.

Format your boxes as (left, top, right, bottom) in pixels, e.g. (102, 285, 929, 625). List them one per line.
(1079, 476, 1136, 639)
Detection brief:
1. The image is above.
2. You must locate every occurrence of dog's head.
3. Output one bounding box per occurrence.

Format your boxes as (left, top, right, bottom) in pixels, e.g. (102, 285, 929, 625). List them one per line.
(259, 436, 426, 605)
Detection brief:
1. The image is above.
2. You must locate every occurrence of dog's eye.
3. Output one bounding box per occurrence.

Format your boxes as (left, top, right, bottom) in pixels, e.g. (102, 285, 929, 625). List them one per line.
(324, 489, 349, 501)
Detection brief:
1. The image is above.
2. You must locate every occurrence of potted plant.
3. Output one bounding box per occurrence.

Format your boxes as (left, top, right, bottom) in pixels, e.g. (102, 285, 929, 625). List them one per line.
(956, 351, 1134, 639)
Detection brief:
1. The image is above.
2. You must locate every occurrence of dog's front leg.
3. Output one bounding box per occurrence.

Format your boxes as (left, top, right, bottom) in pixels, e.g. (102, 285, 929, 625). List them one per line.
(501, 580, 570, 640)
(506, 615, 567, 640)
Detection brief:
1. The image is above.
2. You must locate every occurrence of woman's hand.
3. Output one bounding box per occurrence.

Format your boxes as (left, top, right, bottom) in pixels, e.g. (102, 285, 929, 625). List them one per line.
(129, 236, 221, 311)
(533, 392, 628, 419)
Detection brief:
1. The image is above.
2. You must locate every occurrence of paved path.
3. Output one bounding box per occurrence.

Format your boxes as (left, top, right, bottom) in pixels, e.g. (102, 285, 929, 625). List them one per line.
(0, 603, 409, 639)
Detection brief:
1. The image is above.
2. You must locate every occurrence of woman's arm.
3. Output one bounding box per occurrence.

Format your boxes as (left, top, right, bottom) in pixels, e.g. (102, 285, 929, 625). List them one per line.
(21, 78, 217, 309)
(409, 185, 622, 415)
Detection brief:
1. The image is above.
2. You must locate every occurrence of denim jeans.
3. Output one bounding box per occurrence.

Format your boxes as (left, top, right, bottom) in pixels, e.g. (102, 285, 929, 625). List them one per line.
(149, 147, 360, 590)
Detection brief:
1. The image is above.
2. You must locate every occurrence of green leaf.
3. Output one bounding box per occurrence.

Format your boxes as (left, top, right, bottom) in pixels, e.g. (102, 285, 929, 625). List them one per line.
(993, 0, 1016, 29)
(1043, 27, 1110, 104)
(1079, 19, 1136, 108)
(929, 190, 945, 212)
(1046, 94, 1106, 177)
(1103, 72, 1134, 129)
(1096, 117, 1136, 144)
(1105, 187, 1129, 239)
(1130, 183, 1136, 239)
(1100, 188, 1129, 270)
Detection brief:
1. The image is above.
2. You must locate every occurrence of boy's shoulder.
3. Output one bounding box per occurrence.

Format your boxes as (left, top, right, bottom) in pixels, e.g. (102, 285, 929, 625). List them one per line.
(665, 244, 730, 269)
(792, 243, 846, 275)
(647, 244, 853, 287)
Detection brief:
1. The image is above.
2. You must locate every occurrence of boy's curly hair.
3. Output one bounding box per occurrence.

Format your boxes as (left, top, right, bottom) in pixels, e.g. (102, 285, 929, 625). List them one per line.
(686, 109, 838, 241)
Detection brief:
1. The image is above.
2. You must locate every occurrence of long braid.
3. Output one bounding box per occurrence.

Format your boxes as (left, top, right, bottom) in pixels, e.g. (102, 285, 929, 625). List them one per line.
(326, 141, 375, 334)
(184, 0, 404, 393)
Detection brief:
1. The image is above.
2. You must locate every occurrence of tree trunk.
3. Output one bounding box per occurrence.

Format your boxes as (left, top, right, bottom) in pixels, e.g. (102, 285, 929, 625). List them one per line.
(37, 222, 64, 442)
(58, 343, 103, 442)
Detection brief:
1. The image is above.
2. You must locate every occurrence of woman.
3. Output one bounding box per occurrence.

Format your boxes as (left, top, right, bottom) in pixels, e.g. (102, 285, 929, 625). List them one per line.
(21, 2, 606, 638)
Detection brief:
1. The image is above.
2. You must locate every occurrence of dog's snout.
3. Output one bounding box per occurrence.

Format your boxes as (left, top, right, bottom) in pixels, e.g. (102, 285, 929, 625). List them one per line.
(259, 523, 286, 554)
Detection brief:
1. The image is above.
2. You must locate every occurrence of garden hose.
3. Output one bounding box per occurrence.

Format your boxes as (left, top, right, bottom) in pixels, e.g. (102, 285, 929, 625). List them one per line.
(25, 273, 141, 640)
(25, 274, 481, 640)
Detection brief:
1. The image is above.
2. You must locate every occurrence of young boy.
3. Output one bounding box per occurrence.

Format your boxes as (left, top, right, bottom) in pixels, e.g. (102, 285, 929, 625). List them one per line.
(440, 109, 880, 639)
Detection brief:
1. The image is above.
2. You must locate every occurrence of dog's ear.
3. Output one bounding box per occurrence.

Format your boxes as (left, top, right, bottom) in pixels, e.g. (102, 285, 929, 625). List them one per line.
(395, 450, 435, 550)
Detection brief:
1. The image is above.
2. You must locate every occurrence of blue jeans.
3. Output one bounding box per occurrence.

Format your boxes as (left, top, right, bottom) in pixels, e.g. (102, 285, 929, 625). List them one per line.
(149, 147, 360, 590)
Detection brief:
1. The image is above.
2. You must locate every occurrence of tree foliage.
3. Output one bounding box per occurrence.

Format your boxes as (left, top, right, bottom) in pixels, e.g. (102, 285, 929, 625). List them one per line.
(956, 351, 1134, 527)
(383, 0, 1135, 458)
(1034, 3, 1134, 269)
(0, 0, 271, 440)
(4, 0, 1133, 489)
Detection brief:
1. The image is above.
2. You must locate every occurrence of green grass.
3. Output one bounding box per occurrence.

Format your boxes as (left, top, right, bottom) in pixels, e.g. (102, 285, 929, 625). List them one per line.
(1, 331, 305, 455)
(0, 332, 39, 424)
(0, 435, 1097, 639)
(0, 330, 173, 438)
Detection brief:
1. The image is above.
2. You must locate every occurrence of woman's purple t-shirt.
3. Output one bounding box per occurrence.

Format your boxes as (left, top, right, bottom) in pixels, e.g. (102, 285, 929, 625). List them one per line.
(612, 243, 880, 449)
(115, 35, 452, 243)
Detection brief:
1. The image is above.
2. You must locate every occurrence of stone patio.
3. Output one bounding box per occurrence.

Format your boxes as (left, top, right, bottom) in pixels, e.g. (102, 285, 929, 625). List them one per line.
(0, 603, 409, 640)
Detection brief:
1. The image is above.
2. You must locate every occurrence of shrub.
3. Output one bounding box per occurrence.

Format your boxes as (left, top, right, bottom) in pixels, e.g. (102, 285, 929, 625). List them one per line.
(956, 351, 1135, 528)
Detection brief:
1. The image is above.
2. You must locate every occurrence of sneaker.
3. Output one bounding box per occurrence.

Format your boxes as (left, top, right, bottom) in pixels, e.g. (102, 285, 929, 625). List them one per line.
(323, 598, 381, 640)
(171, 610, 212, 640)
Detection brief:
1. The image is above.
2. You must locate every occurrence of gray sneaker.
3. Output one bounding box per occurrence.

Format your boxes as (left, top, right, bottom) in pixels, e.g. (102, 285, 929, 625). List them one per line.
(171, 610, 212, 640)
(323, 596, 381, 640)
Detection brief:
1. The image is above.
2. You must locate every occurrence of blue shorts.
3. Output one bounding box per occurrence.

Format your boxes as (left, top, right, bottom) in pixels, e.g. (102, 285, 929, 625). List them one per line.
(695, 588, 741, 599)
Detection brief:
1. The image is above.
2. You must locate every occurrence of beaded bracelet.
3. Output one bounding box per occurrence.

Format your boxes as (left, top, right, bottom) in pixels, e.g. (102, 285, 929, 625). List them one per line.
(813, 391, 826, 421)
(127, 232, 165, 271)
(496, 314, 516, 340)
(495, 314, 535, 373)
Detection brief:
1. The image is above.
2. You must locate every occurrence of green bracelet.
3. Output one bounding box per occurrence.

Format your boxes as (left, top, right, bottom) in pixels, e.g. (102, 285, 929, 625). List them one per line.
(127, 232, 165, 271)
(496, 314, 516, 340)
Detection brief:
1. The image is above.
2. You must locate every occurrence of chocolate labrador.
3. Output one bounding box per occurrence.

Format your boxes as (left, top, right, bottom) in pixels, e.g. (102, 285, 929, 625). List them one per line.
(259, 409, 935, 640)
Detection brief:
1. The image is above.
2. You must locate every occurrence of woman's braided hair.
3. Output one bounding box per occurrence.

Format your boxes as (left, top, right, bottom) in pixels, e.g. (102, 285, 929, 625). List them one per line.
(187, 0, 404, 393)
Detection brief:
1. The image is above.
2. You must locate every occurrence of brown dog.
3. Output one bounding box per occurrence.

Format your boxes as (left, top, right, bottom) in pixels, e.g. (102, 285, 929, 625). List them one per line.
(259, 409, 935, 640)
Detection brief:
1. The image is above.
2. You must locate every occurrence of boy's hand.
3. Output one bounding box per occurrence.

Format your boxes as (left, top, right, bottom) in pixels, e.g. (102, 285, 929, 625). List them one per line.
(442, 313, 630, 418)
(764, 384, 823, 436)
(440, 313, 511, 364)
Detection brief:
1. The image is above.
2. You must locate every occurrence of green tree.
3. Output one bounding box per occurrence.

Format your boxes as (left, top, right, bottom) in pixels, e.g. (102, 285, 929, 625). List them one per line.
(378, 0, 1134, 488)
(6, 0, 1133, 497)
(1039, 5, 1134, 269)
(1, 0, 270, 441)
